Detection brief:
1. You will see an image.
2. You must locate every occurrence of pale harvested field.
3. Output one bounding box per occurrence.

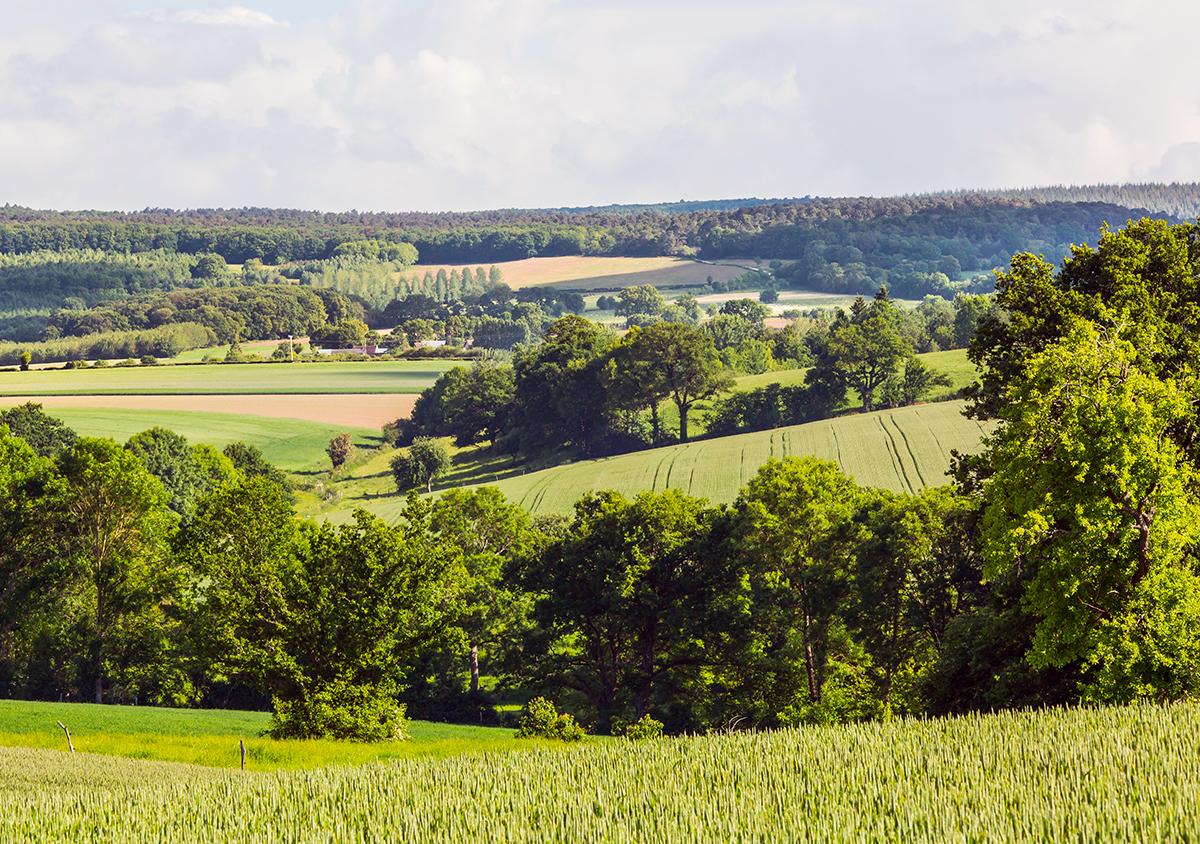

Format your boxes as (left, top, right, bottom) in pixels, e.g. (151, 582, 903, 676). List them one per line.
(0, 394, 416, 428)
(400, 256, 754, 290)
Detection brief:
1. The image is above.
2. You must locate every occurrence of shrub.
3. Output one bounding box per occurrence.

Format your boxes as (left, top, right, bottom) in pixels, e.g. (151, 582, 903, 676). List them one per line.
(515, 697, 586, 742)
(614, 714, 665, 740)
(326, 433, 355, 469)
(268, 679, 409, 742)
(390, 437, 451, 493)
(140, 355, 158, 366)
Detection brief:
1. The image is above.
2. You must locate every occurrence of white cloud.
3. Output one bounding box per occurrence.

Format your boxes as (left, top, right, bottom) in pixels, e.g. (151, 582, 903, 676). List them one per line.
(0, 1, 1197, 211)
(148, 6, 281, 28)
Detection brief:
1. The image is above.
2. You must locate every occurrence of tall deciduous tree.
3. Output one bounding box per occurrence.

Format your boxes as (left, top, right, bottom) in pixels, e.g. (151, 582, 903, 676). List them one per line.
(432, 488, 534, 695)
(626, 322, 731, 442)
(57, 438, 177, 704)
(982, 323, 1200, 701)
(516, 489, 722, 732)
(732, 457, 866, 722)
(810, 293, 908, 413)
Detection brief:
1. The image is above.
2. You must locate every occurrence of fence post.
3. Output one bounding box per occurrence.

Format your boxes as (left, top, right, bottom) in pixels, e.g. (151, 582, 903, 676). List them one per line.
(55, 721, 74, 753)
(240, 739, 246, 771)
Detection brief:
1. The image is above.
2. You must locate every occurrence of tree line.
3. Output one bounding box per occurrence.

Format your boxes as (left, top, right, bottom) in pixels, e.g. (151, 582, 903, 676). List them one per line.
(398, 291, 979, 456)
(0, 196, 1159, 296)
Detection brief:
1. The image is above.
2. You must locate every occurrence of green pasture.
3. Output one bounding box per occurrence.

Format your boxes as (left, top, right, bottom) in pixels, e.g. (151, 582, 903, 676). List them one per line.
(3, 701, 1197, 841)
(21, 407, 377, 472)
(327, 401, 990, 521)
(0, 360, 458, 395)
(0, 700, 538, 772)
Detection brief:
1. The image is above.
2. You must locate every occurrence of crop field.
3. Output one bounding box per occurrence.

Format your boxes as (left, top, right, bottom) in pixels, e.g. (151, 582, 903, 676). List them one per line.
(3, 701, 1197, 842)
(0, 700, 535, 771)
(0, 360, 456, 396)
(404, 255, 754, 290)
(340, 401, 988, 521)
(0, 393, 416, 429)
(0, 407, 377, 471)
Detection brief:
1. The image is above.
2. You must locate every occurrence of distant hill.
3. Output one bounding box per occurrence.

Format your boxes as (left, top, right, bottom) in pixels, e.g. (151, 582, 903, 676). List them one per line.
(935, 183, 1200, 222)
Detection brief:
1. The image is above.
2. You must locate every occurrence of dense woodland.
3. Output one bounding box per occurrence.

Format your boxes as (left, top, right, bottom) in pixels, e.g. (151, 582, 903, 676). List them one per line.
(1, 186, 1195, 350)
(3, 218, 1199, 740)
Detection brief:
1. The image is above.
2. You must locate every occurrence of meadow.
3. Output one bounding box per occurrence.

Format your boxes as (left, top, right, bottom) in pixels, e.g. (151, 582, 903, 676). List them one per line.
(0, 360, 456, 395)
(324, 401, 989, 521)
(0, 700, 539, 771)
(6, 407, 378, 472)
(3, 701, 1197, 842)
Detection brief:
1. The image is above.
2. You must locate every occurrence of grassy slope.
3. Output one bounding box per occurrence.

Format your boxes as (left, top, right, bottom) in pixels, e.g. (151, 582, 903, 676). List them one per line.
(4, 702, 1198, 841)
(0, 700, 541, 771)
(0, 360, 457, 396)
(324, 401, 990, 521)
(23, 407, 377, 472)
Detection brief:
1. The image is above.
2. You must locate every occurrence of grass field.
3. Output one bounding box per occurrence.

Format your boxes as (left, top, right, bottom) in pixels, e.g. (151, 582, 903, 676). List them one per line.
(328, 401, 989, 521)
(3, 701, 1197, 841)
(0, 700, 540, 771)
(0, 360, 457, 396)
(404, 255, 756, 290)
(4, 407, 378, 472)
(0, 393, 417, 429)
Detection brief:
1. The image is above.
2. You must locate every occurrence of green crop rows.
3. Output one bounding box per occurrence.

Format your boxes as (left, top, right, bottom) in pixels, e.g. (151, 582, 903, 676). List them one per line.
(3, 701, 1197, 842)
(348, 401, 990, 521)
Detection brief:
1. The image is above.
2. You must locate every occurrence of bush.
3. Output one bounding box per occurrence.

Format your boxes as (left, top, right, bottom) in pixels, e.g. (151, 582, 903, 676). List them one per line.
(140, 355, 158, 366)
(515, 697, 586, 742)
(268, 679, 409, 742)
(613, 714, 665, 740)
(327, 433, 355, 469)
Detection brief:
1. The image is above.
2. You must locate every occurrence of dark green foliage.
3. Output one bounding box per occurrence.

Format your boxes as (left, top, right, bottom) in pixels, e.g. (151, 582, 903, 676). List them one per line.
(125, 428, 212, 519)
(705, 384, 820, 435)
(0, 403, 78, 457)
(391, 438, 451, 493)
(508, 316, 616, 455)
(311, 318, 369, 349)
(221, 442, 291, 492)
(0, 323, 215, 366)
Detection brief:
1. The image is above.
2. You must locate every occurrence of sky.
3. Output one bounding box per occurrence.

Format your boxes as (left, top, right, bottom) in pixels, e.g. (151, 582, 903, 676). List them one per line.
(1, 0, 1198, 212)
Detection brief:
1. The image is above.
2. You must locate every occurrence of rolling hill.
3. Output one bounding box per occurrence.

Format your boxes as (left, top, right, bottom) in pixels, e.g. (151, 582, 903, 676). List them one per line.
(332, 400, 990, 521)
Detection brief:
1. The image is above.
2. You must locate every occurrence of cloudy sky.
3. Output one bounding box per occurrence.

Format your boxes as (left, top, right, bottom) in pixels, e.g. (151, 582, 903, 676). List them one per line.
(2, 0, 1198, 211)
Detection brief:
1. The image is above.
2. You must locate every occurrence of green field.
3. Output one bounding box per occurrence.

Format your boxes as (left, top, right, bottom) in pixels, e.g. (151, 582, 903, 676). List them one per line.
(24, 407, 377, 472)
(328, 401, 989, 521)
(0, 700, 539, 771)
(0, 360, 458, 396)
(3, 701, 1196, 841)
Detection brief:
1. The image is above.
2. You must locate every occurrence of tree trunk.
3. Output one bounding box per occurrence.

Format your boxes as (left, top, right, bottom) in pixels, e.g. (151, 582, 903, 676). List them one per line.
(678, 402, 689, 442)
(649, 402, 660, 444)
(800, 585, 819, 704)
(469, 644, 480, 695)
(635, 623, 656, 719)
(427, 475, 434, 494)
